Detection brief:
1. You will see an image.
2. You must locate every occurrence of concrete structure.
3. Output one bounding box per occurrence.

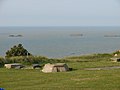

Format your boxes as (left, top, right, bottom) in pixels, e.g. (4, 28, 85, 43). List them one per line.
(32, 64, 41, 69)
(42, 63, 69, 73)
(4, 63, 24, 69)
(110, 58, 120, 62)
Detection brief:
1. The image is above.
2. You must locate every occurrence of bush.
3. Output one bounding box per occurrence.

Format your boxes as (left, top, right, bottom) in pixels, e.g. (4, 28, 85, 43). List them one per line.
(5, 44, 32, 57)
(0, 57, 5, 67)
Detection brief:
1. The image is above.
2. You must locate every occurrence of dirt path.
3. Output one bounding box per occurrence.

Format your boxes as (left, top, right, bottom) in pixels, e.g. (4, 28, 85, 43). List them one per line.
(84, 66, 120, 70)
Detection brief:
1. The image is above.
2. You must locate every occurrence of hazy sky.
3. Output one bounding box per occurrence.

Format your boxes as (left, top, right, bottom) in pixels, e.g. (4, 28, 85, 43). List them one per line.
(0, 0, 120, 26)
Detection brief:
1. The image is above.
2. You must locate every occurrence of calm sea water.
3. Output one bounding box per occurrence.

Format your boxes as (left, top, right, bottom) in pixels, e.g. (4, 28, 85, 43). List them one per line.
(0, 27, 120, 58)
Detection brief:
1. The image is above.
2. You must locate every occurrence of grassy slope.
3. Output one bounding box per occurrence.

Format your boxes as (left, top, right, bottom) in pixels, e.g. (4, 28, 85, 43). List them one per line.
(0, 54, 120, 90)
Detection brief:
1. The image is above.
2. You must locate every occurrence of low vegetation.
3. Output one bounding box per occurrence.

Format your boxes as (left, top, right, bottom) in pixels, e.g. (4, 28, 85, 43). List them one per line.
(65, 53, 113, 62)
(0, 56, 68, 66)
(0, 53, 119, 67)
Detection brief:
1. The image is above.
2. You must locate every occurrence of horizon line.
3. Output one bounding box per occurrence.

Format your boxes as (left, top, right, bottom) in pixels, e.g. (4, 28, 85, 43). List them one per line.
(0, 26, 120, 27)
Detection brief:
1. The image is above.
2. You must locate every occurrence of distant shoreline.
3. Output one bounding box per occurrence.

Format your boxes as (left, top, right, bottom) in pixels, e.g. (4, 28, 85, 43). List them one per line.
(9, 34, 23, 37)
(104, 35, 120, 37)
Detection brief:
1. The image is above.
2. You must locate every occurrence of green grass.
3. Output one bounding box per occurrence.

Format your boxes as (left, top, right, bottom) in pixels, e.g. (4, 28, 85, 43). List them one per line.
(1, 62, 120, 90)
(0, 53, 120, 90)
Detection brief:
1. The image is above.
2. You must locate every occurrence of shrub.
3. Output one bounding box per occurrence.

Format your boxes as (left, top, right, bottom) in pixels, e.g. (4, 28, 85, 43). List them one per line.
(5, 44, 32, 57)
(0, 57, 5, 67)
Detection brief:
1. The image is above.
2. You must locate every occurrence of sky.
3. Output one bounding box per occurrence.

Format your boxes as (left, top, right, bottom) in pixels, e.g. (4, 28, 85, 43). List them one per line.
(0, 0, 120, 26)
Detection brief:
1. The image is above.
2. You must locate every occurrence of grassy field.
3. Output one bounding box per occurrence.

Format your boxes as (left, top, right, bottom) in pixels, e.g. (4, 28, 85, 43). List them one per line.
(0, 54, 120, 90)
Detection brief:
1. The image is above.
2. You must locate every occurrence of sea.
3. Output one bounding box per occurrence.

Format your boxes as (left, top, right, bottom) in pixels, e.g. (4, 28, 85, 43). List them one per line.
(0, 26, 120, 58)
